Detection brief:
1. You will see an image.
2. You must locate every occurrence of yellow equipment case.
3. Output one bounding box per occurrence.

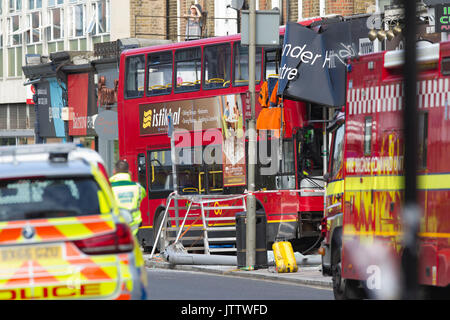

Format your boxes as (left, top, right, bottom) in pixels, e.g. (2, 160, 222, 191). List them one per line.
(272, 241, 298, 273)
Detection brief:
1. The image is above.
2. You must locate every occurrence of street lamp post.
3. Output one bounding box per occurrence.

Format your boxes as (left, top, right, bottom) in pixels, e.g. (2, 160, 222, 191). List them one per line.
(246, 0, 257, 270)
(401, 0, 419, 300)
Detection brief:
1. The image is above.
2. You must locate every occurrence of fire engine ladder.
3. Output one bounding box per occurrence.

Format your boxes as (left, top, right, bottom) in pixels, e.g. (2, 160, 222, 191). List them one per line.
(149, 192, 247, 258)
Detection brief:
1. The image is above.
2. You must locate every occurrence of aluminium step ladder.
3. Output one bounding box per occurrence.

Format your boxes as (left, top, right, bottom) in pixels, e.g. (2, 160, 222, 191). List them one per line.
(149, 192, 247, 258)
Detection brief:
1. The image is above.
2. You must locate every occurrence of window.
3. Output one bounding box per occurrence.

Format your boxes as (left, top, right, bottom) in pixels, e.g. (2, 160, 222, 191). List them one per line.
(125, 55, 145, 99)
(137, 153, 147, 190)
(176, 147, 200, 194)
(27, 0, 42, 10)
(147, 51, 173, 96)
(9, 0, 22, 12)
(149, 150, 173, 192)
(441, 57, 450, 76)
(8, 15, 22, 46)
(89, 0, 110, 35)
(26, 11, 41, 44)
(233, 42, 262, 86)
(48, 7, 64, 41)
(175, 47, 201, 93)
(418, 112, 428, 169)
(264, 49, 280, 79)
(48, 0, 64, 7)
(203, 44, 231, 89)
(174, 145, 223, 194)
(330, 124, 345, 180)
(276, 139, 296, 190)
(364, 117, 372, 156)
(70, 4, 85, 37)
(0, 177, 102, 221)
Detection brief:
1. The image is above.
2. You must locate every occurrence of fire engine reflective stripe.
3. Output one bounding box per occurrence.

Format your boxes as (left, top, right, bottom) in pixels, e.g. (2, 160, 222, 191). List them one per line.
(347, 78, 450, 115)
(343, 174, 450, 192)
(326, 179, 344, 196)
(417, 174, 450, 190)
(344, 229, 450, 239)
(344, 176, 404, 192)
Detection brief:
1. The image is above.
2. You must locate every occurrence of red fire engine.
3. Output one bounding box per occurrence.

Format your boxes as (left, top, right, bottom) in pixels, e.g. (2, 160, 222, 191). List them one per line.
(321, 41, 450, 299)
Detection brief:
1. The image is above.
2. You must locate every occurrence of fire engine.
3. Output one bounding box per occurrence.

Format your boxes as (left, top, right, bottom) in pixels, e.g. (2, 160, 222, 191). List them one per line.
(320, 41, 450, 299)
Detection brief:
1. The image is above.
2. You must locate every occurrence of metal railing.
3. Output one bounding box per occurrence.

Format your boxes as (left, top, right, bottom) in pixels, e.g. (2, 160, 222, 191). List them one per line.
(134, 14, 239, 42)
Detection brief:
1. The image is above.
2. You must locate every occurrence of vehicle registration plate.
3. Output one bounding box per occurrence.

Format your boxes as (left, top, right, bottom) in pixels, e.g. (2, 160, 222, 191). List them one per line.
(0, 245, 62, 263)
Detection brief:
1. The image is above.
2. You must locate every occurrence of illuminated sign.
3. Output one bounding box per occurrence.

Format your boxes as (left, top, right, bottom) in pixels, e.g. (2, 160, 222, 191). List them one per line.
(436, 4, 450, 32)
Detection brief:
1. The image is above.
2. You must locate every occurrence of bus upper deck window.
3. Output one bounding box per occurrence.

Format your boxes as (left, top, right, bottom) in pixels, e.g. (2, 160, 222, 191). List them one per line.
(147, 51, 173, 96)
(203, 44, 231, 89)
(233, 42, 262, 86)
(125, 55, 145, 99)
(175, 47, 201, 93)
(264, 49, 280, 80)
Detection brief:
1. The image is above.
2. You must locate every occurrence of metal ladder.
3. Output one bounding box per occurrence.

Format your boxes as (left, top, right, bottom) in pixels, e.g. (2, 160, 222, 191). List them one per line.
(149, 192, 247, 258)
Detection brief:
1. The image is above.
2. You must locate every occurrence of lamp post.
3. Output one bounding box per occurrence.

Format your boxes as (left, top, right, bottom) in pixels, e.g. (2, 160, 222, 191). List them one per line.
(246, 0, 257, 270)
(401, 0, 419, 300)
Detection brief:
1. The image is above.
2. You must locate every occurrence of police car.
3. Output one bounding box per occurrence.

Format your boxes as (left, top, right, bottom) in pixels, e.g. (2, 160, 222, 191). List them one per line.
(0, 143, 147, 300)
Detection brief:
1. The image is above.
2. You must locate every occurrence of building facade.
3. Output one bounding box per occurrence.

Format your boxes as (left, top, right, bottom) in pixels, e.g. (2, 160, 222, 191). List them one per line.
(0, 0, 111, 145)
(110, 0, 405, 43)
(3, 0, 438, 148)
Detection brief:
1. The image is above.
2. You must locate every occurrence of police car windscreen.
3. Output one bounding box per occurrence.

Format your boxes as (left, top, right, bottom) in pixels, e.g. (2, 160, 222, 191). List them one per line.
(0, 177, 102, 221)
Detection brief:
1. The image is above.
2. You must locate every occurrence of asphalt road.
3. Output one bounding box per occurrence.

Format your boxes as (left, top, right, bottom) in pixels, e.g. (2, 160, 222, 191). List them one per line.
(146, 268, 333, 300)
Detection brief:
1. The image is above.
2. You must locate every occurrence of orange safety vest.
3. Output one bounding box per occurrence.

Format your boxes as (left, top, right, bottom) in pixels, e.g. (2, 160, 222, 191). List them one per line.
(258, 81, 270, 107)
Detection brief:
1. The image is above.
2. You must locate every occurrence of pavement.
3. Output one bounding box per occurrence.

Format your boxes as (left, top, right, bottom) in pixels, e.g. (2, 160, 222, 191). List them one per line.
(143, 253, 333, 289)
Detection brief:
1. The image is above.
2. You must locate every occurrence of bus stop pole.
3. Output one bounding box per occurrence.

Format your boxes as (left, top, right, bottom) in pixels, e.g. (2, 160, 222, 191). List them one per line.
(168, 114, 179, 228)
(246, 0, 257, 270)
(401, 0, 419, 299)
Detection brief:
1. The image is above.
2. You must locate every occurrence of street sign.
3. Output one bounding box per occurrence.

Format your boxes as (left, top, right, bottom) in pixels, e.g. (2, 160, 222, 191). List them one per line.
(94, 110, 118, 140)
(241, 10, 280, 46)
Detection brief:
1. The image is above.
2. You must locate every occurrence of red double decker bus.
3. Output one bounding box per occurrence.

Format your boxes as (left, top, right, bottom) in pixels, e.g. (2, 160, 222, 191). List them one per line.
(117, 21, 326, 254)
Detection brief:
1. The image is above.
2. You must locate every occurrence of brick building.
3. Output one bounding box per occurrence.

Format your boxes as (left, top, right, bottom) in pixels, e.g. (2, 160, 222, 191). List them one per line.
(111, 0, 400, 43)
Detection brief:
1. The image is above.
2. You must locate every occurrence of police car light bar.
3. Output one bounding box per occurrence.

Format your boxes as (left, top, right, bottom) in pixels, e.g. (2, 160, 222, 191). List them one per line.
(0, 143, 77, 157)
